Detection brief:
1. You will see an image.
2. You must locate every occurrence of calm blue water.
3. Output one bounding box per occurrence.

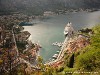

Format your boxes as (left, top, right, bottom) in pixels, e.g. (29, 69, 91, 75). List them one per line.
(24, 11, 100, 62)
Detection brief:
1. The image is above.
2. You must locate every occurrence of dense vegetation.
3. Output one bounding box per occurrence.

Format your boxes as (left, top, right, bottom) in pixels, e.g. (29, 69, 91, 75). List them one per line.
(74, 25, 100, 72)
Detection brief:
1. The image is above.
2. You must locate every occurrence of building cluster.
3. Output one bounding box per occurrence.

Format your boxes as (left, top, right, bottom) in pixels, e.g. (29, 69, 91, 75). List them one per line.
(0, 14, 42, 71)
(0, 25, 14, 48)
(65, 34, 90, 54)
(48, 22, 91, 68)
(15, 31, 30, 43)
(0, 15, 30, 48)
(64, 22, 90, 53)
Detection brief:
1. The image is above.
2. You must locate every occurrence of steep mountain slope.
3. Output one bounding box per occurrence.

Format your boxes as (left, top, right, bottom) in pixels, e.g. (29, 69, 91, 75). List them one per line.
(0, 0, 100, 15)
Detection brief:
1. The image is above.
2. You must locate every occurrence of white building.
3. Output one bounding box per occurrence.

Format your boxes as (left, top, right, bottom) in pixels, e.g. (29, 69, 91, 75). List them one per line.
(43, 11, 54, 16)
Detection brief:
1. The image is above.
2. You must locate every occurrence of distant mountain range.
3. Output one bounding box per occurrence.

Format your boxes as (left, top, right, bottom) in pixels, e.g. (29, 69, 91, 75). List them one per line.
(0, 0, 100, 15)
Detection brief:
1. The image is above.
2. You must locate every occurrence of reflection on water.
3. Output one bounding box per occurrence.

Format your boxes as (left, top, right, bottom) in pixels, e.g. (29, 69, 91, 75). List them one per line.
(24, 11, 100, 61)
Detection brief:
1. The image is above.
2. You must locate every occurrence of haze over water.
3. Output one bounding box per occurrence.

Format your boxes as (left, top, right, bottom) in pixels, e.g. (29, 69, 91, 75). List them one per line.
(24, 11, 100, 62)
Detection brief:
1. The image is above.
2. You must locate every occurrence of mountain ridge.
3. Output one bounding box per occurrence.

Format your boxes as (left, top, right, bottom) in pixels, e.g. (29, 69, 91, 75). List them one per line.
(0, 0, 100, 15)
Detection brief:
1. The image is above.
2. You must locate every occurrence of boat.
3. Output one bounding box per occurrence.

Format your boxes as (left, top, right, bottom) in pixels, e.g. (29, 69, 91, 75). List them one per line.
(64, 22, 74, 37)
(52, 42, 63, 47)
(52, 59, 55, 61)
(52, 54, 58, 58)
(57, 51, 60, 53)
(19, 22, 33, 26)
(52, 42, 58, 45)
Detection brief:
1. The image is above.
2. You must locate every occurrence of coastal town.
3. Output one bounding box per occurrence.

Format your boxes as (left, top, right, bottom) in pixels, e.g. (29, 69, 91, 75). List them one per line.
(0, 13, 93, 66)
(0, 0, 100, 74)
(0, 12, 99, 75)
(45, 22, 92, 67)
(0, 14, 42, 73)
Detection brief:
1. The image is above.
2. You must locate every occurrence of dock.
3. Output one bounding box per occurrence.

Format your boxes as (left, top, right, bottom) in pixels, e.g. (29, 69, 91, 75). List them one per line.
(45, 37, 70, 65)
(45, 22, 74, 65)
(52, 42, 63, 47)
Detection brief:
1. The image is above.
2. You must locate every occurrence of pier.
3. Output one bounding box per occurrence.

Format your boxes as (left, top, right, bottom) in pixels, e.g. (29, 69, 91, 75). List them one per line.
(46, 22, 74, 65)
(46, 36, 70, 65)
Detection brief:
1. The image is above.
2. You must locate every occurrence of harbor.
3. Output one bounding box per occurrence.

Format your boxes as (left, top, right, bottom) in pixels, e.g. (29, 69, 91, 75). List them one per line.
(24, 10, 100, 62)
(45, 22, 74, 64)
(0, 0, 100, 74)
(45, 22, 90, 67)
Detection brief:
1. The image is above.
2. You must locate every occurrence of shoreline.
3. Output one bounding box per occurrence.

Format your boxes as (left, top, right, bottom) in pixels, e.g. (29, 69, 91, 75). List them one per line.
(21, 10, 100, 63)
(45, 37, 70, 65)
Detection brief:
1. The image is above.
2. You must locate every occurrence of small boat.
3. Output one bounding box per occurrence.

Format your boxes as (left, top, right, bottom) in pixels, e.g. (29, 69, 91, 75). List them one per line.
(52, 42, 62, 47)
(52, 54, 58, 58)
(52, 59, 55, 61)
(52, 42, 57, 45)
(57, 51, 60, 53)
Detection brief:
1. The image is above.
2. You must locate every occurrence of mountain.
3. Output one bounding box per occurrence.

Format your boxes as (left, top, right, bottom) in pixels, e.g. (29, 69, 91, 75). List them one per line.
(0, 0, 100, 15)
